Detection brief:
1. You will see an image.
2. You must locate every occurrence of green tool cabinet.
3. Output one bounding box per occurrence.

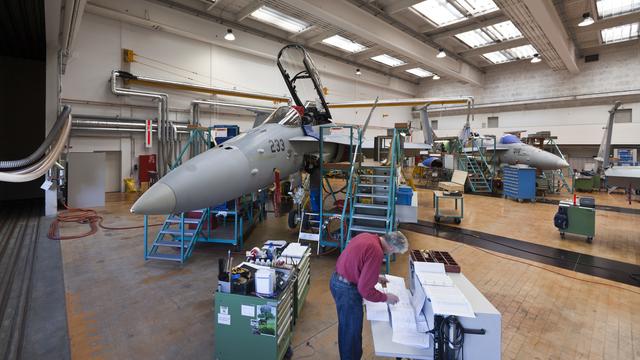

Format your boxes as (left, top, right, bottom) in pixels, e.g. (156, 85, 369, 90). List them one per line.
(214, 249, 311, 360)
(558, 202, 595, 243)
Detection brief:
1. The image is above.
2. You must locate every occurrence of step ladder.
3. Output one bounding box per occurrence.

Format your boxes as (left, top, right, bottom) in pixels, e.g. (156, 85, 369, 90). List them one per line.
(145, 209, 208, 263)
(459, 154, 492, 193)
(298, 211, 322, 255)
(348, 165, 393, 241)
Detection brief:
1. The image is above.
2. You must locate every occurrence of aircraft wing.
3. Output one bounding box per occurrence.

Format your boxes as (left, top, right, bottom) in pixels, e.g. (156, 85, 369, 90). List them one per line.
(290, 135, 431, 150)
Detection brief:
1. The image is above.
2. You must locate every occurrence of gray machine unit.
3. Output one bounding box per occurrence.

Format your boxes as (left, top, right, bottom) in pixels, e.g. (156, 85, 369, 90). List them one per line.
(409, 257, 502, 360)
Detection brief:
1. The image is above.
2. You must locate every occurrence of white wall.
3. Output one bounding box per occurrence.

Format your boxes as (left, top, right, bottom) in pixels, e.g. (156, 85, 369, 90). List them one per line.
(63, 8, 418, 190)
(419, 44, 640, 145)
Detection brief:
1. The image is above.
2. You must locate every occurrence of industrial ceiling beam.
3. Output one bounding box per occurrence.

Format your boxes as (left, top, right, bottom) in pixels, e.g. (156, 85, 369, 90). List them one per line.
(279, 0, 485, 85)
(577, 10, 640, 31)
(429, 14, 508, 40)
(304, 29, 337, 45)
(521, 0, 579, 74)
(236, 0, 263, 22)
(384, 0, 422, 15)
(289, 25, 317, 40)
(422, 11, 505, 35)
(459, 37, 529, 58)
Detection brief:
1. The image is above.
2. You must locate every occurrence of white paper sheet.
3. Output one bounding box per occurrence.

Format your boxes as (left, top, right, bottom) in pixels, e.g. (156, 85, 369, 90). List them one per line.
(416, 271, 453, 287)
(413, 262, 445, 273)
(241, 305, 255, 317)
(424, 285, 475, 318)
(365, 301, 390, 322)
(391, 330, 430, 349)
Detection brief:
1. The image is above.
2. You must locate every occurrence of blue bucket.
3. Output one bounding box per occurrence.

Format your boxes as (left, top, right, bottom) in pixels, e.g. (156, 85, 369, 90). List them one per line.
(396, 186, 413, 205)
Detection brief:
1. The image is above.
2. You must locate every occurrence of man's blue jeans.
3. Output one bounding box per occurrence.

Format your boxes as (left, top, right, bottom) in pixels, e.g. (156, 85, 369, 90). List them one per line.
(330, 272, 363, 360)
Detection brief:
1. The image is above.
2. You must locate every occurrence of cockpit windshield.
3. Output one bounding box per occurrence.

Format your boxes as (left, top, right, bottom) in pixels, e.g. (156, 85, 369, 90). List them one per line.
(499, 134, 521, 144)
(277, 45, 331, 122)
(262, 106, 301, 127)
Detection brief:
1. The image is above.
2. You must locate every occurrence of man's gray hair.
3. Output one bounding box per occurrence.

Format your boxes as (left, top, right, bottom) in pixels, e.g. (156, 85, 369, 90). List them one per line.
(382, 231, 409, 254)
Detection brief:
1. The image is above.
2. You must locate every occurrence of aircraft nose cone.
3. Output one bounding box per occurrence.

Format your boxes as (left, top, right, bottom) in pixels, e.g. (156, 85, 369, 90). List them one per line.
(130, 182, 177, 215)
(559, 158, 569, 168)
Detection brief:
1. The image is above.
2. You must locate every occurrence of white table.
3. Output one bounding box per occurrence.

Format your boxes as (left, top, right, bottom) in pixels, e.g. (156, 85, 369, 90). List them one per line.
(370, 319, 432, 359)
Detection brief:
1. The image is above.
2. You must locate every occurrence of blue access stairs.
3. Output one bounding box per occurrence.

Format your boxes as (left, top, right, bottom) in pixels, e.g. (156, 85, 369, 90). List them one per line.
(145, 209, 209, 263)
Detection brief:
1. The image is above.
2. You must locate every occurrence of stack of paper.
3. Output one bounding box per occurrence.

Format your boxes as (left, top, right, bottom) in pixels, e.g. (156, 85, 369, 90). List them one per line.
(424, 285, 475, 318)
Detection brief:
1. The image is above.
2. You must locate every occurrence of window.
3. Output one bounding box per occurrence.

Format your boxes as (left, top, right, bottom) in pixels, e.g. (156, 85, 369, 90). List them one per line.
(406, 67, 434, 78)
(370, 54, 407, 67)
(601, 22, 640, 44)
(322, 35, 367, 53)
(263, 106, 301, 127)
(487, 116, 499, 128)
(431, 120, 438, 130)
(455, 21, 522, 48)
(250, 6, 310, 33)
(596, 0, 640, 18)
(412, 0, 499, 27)
(614, 109, 632, 123)
(483, 44, 538, 64)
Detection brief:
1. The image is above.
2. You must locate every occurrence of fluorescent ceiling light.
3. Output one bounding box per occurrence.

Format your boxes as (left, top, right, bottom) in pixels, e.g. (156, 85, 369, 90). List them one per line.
(412, 0, 499, 27)
(437, 48, 447, 58)
(432, 74, 441, 80)
(250, 6, 310, 33)
(483, 44, 538, 64)
(455, 20, 522, 48)
(597, 0, 640, 18)
(322, 35, 367, 53)
(601, 22, 640, 44)
(578, 12, 595, 27)
(370, 54, 406, 67)
(406, 67, 434, 77)
(412, 0, 465, 27)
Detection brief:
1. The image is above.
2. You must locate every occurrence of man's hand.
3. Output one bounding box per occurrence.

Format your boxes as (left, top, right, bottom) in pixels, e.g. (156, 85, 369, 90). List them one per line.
(385, 293, 399, 305)
(378, 275, 389, 286)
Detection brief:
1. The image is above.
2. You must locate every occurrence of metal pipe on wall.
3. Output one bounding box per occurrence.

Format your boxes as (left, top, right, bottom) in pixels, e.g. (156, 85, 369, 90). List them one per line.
(110, 70, 170, 177)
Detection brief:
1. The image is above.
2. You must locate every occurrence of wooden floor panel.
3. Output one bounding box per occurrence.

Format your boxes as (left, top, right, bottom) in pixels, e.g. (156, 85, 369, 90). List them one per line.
(54, 193, 639, 360)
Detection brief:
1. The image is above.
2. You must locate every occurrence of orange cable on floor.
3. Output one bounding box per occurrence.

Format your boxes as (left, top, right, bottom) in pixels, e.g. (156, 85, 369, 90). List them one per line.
(48, 204, 163, 240)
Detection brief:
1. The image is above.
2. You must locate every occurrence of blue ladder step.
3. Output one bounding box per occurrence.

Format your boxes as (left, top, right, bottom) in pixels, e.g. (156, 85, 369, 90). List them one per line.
(154, 239, 191, 248)
(359, 174, 388, 178)
(352, 214, 388, 222)
(160, 229, 197, 236)
(147, 253, 182, 262)
(350, 225, 386, 234)
(356, 193, 388, 198)
(354, 203, 388, 210)
(357, 184, 388, 188)
(166, 217, 202, 224)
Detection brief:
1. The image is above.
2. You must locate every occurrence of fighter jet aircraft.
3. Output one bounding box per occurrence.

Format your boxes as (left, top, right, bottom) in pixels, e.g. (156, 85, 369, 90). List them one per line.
(460, 121, 569, 171)
(131, 44, 429, 215)
(596, 101, 640, 191)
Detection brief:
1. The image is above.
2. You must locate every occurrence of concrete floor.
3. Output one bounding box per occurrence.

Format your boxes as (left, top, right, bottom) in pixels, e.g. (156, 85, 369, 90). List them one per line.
(56, 191, 640, 360)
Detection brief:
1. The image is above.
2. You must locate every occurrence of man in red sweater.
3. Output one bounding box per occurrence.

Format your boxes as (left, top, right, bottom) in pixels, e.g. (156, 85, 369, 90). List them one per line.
(329, 231, 409, 360)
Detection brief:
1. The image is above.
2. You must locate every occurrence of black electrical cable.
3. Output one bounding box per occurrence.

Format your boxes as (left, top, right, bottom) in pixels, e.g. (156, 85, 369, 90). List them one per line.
(439, 316, 464, 360)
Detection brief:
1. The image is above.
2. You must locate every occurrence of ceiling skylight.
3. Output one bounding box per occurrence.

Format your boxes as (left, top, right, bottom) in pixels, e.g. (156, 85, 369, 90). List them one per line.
(412, 0, 499, 27)
(371, 54, 407, 67)
(596, 0, 640, 18)
(322, 35, 367, 53)
(455, 20, 522, 48)
(406, 68, 434, 77)
(457, 0, 500, 16)
(601, 22, 640, 43)
(412, 0, 465, 27)
(483, 44, 538, 64)
(250, 6, 310, 33)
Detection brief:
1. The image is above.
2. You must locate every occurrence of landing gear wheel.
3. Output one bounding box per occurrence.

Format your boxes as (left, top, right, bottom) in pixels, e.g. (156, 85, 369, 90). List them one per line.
(586, 236, 593, 244)
(288, 209, 299, 229)
(454, 218, 461, 224)
(435, 216, 441, 222)
(560, 232, 565, 239)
